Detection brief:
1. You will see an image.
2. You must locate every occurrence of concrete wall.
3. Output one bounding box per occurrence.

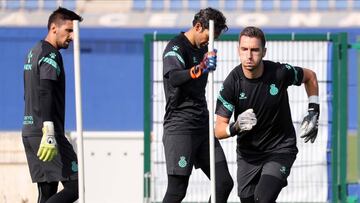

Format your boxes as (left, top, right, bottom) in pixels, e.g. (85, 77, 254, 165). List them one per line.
(0, 132, 37, 203)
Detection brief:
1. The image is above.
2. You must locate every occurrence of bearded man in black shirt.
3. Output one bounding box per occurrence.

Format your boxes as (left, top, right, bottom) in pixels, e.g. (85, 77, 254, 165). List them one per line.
(22, 7, 82, 203)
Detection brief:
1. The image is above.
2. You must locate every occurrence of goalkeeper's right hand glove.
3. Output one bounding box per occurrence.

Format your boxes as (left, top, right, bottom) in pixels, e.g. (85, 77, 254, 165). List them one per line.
(37, 121, 58, 162)
(190, 50, 217, 79)
(227, 109, 257, 137)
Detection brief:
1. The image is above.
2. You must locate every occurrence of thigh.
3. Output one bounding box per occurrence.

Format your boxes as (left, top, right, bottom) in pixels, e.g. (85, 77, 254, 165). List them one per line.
(23, 136, 46, 182)
(163, 133, 194, 176)
(55, 135, 78, 180)
(261, 154, 296, 185)
(237, 156, 262, 199)
(22, 135, 78, 183)
(194, 135, 226, 169)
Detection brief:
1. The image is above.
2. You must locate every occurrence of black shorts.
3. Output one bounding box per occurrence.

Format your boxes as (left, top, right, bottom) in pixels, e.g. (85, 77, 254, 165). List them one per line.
(237, 153, 296, 198)
(22, 134, 78, 183)
(163, 132, 226, 176)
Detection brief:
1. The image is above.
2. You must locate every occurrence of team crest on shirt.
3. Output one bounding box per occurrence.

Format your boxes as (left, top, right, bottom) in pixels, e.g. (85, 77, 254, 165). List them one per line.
(178, 156, 187, 168)
(71, 161, 78, 172)
(269, 84, 279, 96)
(280, 166, 287, 175)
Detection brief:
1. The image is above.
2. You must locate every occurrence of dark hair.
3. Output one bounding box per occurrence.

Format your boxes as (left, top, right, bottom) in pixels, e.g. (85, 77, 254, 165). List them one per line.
(239, 26, 266, 48)
(47, 7, 83, 30)
(192, 7, 228, 38)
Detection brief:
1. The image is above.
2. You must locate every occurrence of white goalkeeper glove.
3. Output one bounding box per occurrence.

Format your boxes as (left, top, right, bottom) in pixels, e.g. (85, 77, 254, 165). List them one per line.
(37, 121, 58, 161)
(300, 102, 320, 143)
(227, 108, 257, 137)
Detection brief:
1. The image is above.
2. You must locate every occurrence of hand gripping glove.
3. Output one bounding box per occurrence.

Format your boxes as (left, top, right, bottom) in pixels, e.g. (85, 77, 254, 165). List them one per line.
(300, 103, 320, 143)
(190, 50, 217, 79)
(227, 109, 257, 137)
(37, 121, 58, 161)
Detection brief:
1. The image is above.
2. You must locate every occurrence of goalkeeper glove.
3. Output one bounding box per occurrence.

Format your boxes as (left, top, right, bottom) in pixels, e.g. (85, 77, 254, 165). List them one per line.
(300, 103, 320, 143)
(227, 109, 257, 137)
(190, 50, 217, 79)
(37, 121, 58, 161)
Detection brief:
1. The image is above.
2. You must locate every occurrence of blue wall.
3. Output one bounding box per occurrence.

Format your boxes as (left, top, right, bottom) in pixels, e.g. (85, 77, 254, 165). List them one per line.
(0, 27, 358, 131)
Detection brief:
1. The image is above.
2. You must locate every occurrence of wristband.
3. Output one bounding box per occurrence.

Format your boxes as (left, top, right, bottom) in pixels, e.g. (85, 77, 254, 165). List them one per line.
(190, 66, 202, 79)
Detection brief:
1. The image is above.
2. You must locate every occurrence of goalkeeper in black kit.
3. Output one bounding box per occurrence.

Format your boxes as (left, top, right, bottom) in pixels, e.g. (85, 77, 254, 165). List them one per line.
(22, 7, 82, 203)
(162, 7, 233, 203)
(215, 26, 320, 203)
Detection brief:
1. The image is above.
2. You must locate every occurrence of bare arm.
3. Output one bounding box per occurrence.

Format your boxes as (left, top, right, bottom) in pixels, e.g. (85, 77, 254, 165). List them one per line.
(215, 115, 231, 140)
(302, 68, 319, 97)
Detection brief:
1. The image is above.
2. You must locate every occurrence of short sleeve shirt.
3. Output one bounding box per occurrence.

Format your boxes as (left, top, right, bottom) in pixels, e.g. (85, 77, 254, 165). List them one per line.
(163, 33, 209, 135)
(22, 40, 65, 136)
(216, 60, 304, 158)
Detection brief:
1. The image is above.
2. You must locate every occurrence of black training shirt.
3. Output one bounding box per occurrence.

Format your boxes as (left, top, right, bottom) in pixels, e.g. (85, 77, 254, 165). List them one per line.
(163, 32, 209, 135)
(22, 40, 65, 136)
(216, 60, 304, 158)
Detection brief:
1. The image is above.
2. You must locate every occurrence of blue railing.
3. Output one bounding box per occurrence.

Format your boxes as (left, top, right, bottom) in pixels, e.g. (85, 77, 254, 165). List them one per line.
(1, 0, 357, 12)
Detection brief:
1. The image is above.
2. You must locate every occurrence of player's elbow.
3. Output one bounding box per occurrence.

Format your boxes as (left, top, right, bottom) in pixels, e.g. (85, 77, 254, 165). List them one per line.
(303, 68, 317, 83)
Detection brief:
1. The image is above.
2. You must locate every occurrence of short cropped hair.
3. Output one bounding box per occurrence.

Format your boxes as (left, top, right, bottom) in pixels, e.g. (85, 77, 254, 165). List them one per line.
(239, 26, 266, 48)
(192, 7, 228, 38)
(47, 7, 83, 30)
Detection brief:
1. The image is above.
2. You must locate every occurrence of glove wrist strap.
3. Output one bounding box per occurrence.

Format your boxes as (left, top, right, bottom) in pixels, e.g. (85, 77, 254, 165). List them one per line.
(190, 66, 202, 79)
(227, 122, 237, 137)
(43, 121, 55, 135)
(308, 103, 320, 113)
(308, 95, 319, 104)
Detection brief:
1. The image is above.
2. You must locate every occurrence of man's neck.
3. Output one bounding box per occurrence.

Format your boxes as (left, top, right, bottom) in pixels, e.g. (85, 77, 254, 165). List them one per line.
(44, 35, 58, 50)
(242, 62, 264, 79)
(184, 28, 195, 46)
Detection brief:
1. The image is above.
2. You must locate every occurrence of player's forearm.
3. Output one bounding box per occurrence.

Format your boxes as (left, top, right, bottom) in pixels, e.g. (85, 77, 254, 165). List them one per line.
(303, 68, 319, 97)
(168, 69, 192, 87)
(39, 79, 54, 122)
(215, 115, 231, 139)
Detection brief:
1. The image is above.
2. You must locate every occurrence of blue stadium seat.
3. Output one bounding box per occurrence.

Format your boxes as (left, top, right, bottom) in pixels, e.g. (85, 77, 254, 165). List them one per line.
(24, 0, 39, 10)
(188, 0, 201, 10)
(62, 0, 76, 10)
(6, 0, 21, 10)
(44, 0, 58, 10)
(224, 0, 237, 11)
(279, 0, 292, 11)
(261, 0, 274, 11)
(243, 0, 256, 11)
(133, 0, 146, 10)
(169, 0, 183, 10)
(335, 0, 348, 10)
(151, 0, 164, 10)
(298, 0, 311, 10)
(355, 0, 360, 9)
(207, 0, 220, 8)
(316, 0, 329, 10)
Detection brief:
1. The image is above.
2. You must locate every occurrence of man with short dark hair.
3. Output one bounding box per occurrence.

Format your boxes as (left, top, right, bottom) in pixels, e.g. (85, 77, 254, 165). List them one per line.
(215, 26, 320, 203)
(162, 7, 233, 203)
(22, 7, 82, 203)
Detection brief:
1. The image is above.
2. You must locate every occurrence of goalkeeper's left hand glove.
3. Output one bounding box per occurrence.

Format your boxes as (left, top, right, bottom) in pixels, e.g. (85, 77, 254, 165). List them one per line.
(190, 50, 217, 78)
(300, 103, 320, 143)
(37, 121, 58, 161)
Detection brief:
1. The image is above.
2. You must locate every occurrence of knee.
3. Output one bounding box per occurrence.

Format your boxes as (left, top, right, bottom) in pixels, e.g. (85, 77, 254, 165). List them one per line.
(163, 189, 186, 203)
(64, 180, 79, 201)
(216, 174, 234, 194)
(254, 188, 277, 203)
